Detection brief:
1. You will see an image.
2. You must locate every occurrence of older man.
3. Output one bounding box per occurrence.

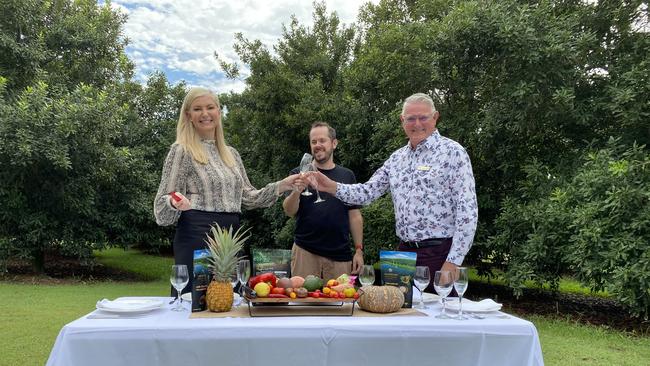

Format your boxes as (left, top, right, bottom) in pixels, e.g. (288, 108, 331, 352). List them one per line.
(310, 93, 478, 291)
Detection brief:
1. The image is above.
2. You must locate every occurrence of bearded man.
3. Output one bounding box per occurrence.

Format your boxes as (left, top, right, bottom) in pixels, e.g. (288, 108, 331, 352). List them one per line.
(283, 122, 364, 279)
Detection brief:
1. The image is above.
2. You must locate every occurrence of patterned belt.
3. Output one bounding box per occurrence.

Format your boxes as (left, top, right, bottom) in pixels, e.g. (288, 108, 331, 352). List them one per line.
(399, 238, 451, 248)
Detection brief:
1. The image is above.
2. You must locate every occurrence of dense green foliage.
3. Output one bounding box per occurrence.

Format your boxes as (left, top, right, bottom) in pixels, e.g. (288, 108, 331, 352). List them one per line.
(489, 140, 650, 316)
(0, 1, 183, 270)
(0, 0, 648, 314)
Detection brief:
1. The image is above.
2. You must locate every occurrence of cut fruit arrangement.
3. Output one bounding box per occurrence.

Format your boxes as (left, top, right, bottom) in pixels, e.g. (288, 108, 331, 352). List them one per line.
(247, 273, 360, 300)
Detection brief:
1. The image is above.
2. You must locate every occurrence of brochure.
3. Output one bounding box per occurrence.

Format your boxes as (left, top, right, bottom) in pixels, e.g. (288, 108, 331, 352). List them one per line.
(191, 249, 212, 312)
(379, 250, 417, 308)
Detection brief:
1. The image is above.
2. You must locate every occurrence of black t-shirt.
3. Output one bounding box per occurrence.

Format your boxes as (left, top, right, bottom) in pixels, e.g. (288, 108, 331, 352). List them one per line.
(289, 165, 360, 261)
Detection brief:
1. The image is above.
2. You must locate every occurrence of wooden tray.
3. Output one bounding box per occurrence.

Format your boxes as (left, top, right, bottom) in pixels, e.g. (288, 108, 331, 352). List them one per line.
(243, 296, 357, 317)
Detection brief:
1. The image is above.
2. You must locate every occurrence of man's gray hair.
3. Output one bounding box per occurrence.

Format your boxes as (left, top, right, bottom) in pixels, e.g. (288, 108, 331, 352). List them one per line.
(401, 93, 437, 115)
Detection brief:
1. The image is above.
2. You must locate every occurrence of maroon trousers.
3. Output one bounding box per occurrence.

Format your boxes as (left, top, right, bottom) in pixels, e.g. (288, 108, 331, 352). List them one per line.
(398, 238, 453, 293)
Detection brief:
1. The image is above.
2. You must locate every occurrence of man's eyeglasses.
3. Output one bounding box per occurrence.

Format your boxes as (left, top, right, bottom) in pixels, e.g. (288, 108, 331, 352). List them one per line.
(404, 114, 433, 124)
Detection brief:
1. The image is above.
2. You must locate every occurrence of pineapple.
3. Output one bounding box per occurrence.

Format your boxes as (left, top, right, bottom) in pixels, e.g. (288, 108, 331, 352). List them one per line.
(205, 224, 249, 312)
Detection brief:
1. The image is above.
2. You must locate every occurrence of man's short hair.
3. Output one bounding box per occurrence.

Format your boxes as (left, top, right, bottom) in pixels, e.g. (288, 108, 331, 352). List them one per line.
(402, 93, 437, 115)
(311, 121, 337, 140)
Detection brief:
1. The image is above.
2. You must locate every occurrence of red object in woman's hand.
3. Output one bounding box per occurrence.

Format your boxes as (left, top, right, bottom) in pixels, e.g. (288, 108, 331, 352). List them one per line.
(170, 192, 182, 202)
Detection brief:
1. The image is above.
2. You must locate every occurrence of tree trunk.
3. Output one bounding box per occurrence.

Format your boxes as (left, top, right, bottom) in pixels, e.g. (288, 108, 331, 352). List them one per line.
(32, 248, 45, 274)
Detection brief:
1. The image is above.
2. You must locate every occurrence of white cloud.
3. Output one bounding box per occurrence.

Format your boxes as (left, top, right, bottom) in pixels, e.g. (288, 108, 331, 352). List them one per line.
(106, 0, 378, 93)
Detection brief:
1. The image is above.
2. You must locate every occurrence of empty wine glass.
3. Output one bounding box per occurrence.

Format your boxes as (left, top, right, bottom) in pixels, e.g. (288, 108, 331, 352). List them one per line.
(237, 260, 251, 303)
(433, 270, 453, 319)
(414, 266, 431, 309)
(454, 267, 469, 320)
(309, 170, 325, 203)
(170, 264, 189, 312)
(359, 265, 375, 287)
(299, 153, 313, 196)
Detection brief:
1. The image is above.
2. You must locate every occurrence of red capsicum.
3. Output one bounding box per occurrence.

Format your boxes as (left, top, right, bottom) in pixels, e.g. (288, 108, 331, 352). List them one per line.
(248, 272, 277, 288)
(170, 191, 183, 202)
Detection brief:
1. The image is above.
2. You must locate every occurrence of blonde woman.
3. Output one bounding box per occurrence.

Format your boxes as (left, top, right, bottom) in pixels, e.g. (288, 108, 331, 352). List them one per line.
(154, 87, 300, 297)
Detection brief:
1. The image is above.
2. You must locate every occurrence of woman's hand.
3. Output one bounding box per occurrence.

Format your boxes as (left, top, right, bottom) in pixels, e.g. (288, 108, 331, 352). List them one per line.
(278, 173, 301, 193)
(292, 174, 308, 193)
(170, 192, 191, 211)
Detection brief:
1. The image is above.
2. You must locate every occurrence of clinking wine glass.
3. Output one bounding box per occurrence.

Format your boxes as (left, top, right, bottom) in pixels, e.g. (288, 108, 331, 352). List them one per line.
(433, 270, 453, 319)
(454, 267, 469, 320)
(308, 166, 325, 203)
(299, 153, 313, 196)
(414, 266, 431, 309)
(170, 264, 189, 312)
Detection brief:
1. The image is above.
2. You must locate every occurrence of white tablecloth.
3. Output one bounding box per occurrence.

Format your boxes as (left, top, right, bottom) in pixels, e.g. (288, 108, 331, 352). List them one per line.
(46, 297, 544, 366)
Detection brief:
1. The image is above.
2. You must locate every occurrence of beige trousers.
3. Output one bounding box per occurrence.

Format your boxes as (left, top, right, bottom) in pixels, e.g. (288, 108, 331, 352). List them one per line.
(291, 243, 351, 280)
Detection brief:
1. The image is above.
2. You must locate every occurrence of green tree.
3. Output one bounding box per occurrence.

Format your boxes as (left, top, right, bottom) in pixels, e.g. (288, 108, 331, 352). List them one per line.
(488, 140, 650, 316)
(0, 80, 130, 270)
(0, 1, 178, 270)
(0, 0, 132, 92)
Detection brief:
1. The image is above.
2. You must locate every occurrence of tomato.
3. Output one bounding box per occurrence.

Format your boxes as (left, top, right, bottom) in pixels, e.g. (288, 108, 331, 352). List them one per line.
(271, 287, 285, 295)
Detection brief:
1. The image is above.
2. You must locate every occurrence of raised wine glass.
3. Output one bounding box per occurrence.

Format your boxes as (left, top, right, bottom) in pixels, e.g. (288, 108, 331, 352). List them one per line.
(413, 266, 431, 309)
(307, 164, 325, 203)
(170, 264, 189, 312)
(433, 270, 453, 319)
(454, 267, 469, 320)
(299, 153, 313, 196)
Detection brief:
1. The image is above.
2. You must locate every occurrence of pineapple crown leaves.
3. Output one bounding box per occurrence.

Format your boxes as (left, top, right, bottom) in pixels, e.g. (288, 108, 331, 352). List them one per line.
(205, 224, 249, 282)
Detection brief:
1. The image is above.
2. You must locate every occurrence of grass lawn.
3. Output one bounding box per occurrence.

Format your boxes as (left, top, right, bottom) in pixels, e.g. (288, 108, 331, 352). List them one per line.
(1, 249, 648, 366)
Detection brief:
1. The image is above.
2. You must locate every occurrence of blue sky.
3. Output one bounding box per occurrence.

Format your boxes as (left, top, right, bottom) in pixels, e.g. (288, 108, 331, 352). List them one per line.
(105, 1, 378, 93)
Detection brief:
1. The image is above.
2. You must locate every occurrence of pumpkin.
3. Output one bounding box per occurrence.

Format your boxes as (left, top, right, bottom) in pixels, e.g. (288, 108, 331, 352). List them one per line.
(357, 285, 404, 313)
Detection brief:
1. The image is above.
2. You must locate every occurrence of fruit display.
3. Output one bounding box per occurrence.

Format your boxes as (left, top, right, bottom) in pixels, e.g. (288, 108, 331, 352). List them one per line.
(245, 273, 360, 302)
(205, 225, 248, 312)
(357, 285, 405, 313)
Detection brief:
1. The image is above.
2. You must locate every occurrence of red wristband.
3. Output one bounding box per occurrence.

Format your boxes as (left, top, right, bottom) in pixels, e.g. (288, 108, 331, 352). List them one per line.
(355, 243, 363, 251)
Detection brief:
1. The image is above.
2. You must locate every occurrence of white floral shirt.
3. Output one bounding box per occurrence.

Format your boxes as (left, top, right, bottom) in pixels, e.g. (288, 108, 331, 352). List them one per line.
(335, 130, 478, 265)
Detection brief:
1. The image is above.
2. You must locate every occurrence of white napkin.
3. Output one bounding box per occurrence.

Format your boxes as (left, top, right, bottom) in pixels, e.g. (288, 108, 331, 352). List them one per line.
(445, 298, 502, 312)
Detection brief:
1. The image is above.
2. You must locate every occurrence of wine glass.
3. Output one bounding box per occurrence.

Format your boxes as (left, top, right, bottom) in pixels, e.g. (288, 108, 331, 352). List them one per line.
(433, 270, 453, 319)
(299, 153, 313, 196)
(413, 266, 430, 309)
(170, 264, 189, 312)
(454, 267, 469, 320)
(237, 260, 251, 303)
(308, 169, 325, 203)
(359, 265, 375, 287)
(299, 154, 326, 203)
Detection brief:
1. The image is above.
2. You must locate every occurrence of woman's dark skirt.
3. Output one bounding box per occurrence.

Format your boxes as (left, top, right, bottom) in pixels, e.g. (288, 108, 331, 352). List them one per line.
(171, 210, 240, 297)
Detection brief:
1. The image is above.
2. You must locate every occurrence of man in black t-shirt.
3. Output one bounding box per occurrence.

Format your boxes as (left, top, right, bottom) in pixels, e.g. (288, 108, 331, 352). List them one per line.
(283, 122, 364, 279)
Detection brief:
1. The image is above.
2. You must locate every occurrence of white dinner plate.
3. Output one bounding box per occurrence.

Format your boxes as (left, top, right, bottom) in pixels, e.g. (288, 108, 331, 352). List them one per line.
(96, 298, 164, 314)
(443, 298, 502, 313)
(422, 293, 441, 303)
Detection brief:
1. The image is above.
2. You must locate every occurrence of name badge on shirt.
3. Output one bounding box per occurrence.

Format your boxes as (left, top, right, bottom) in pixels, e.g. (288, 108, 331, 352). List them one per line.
(416, 165, 431, 171)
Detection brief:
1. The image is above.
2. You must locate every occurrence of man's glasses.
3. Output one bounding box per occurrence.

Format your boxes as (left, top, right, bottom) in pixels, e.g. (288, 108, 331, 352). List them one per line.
(404, 114, 433, 124)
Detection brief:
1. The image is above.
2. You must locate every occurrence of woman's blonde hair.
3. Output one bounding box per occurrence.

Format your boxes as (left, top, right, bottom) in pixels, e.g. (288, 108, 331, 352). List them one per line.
(175, 87, 235, 167)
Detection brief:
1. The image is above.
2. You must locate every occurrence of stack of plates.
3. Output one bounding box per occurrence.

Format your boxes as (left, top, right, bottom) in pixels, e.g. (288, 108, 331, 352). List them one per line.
(96, 298, 164, 314)
(444, 298, 502, 313)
